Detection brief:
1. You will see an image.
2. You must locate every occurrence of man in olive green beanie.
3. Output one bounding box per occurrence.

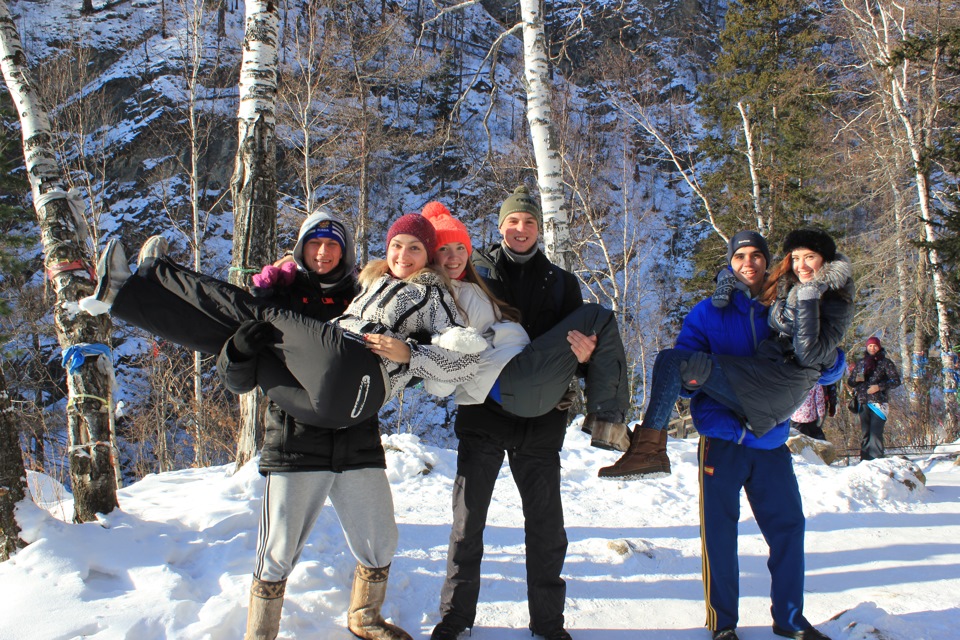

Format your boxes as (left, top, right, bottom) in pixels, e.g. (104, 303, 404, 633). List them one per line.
(498, 185, 544, 230)
(432, 185, 593, 640)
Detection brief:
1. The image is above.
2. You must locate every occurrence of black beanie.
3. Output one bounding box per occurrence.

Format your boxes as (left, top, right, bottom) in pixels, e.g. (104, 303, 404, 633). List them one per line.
(726, 230, 771, 267)
(782, 228, 837, 262)
(498, 186, 543, 228)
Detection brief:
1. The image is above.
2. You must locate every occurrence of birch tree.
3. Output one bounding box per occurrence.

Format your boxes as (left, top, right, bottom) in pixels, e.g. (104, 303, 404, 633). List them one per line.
(0, 0, 119, 521)
(838, 0, 959, 437)
(518, 0, 570, 268)
(231, 0, 279, 468)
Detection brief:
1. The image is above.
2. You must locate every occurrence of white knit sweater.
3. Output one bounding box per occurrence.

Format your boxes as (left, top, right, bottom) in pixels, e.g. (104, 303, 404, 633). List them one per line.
(335, 271, 485, 401)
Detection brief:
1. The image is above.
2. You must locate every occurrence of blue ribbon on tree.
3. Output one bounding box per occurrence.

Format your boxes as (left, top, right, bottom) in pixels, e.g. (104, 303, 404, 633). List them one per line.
(61, 343, 113, 374)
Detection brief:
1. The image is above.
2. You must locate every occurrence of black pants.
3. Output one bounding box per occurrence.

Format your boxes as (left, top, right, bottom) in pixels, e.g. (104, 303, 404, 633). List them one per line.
(499, 303, 629, 421)
(438, 436, 567, 634)
(111, 258, 384, 428)
(790, 418, 826, 441)
(859, 406, 886, 461)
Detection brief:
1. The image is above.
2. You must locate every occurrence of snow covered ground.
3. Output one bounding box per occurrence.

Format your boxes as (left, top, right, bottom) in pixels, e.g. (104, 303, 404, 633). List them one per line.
(1, 420, 958, 640)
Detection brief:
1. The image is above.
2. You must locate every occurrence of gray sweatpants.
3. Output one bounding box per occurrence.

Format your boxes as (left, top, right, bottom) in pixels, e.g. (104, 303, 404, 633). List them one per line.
(253, 468, 399, 582)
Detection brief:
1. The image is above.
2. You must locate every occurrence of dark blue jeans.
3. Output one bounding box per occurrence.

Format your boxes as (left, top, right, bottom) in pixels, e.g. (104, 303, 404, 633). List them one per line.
(640, 348, 743, 431)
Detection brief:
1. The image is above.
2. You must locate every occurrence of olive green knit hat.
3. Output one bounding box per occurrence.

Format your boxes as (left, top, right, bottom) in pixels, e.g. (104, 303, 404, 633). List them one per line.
(498, 185, 543, 229)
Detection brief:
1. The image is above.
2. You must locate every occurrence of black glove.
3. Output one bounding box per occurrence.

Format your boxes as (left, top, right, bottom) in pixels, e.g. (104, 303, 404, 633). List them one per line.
(229, 320, 276, 361)
(680, 351, 712, 391)
(712, 269, 739, 308)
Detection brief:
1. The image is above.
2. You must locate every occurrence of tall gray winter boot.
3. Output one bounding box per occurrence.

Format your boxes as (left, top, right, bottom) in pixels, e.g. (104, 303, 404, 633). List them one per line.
(137, 234, 169, 270)
(245, 577, 285, 640)
(347, 563, 413, 640)
(79, 238, 132, 316)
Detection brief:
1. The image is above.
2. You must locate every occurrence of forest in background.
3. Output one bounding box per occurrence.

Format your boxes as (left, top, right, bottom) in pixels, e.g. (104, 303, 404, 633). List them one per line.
(0, 0, 958, 527)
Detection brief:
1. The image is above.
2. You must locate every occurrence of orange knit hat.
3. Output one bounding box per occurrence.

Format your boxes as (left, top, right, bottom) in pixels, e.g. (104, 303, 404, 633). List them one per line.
(421, 201, 472, 255)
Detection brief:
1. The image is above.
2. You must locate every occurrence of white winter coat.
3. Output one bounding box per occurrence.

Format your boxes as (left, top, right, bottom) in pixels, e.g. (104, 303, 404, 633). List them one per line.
(424, 279, 529, 405)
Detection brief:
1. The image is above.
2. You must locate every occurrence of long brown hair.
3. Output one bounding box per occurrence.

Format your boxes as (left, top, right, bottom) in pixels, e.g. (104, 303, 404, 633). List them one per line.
(459, 260, 522, 323)
(758, 255, 794, 306)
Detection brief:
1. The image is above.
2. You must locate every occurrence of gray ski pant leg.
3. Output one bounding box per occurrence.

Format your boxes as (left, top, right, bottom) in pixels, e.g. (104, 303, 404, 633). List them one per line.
(254, 471, 334, 582)
(254, 469, 399, 581)
(499, 303, 629, 419)
(328, 468, 399, 569)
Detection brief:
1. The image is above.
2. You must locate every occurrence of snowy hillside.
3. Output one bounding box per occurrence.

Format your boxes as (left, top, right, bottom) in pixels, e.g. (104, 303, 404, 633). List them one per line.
(2, 420, 958, 640)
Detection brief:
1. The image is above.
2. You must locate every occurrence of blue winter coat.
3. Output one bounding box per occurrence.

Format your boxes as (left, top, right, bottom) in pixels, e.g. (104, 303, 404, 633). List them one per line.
(674, 288, 791, 449)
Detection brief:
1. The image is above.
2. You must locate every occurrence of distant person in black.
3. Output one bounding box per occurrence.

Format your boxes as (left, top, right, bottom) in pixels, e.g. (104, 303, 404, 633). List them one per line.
(848, 336, 901, 461)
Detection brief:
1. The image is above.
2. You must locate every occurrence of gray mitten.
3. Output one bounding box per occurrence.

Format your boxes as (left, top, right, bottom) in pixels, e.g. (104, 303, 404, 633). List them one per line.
(712, 269, 739, 308)
(796, 280, 828, 301)
(680, 351, 713, 391)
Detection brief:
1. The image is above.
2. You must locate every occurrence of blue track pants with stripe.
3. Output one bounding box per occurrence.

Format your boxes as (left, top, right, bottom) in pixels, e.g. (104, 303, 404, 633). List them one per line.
(698, 437, 810, 633)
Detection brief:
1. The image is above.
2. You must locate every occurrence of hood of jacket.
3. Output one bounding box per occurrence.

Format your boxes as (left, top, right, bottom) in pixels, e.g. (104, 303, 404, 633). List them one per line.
(292, 210, 357, 275)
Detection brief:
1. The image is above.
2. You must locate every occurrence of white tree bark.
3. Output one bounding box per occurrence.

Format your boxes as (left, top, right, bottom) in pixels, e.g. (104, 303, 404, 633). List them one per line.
(518, 0, 570, 268)
(231, 0, 279, 468)
(839, 0, 956, 437)
(0, 0, 118, 521)
(737, 101, 768, 236)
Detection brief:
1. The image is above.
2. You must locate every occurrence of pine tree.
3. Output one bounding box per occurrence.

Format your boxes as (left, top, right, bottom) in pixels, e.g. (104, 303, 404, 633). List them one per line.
(693, 0, 834, 268)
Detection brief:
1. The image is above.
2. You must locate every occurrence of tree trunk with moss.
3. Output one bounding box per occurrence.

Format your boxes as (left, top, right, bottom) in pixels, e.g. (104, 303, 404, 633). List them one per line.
(0, 0, 118, 521)
(231, 0, 279, 468)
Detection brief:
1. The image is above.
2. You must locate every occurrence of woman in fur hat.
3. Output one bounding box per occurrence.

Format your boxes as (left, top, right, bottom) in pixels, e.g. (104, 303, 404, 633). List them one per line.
(601, 227, 854, 480)
(847, 336, 902, 461)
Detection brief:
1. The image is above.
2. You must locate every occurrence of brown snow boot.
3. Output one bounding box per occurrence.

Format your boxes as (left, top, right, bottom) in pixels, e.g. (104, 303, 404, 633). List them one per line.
(597, 426, 671, 479)
(347, 563, 413, 640)
(583, 414, 631, 452)
(245, 577, 285, 640)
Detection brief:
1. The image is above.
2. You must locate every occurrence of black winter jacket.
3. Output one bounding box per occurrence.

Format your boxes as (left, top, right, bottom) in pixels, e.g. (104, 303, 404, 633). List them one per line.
(217, 271, 386, 474)
(715, 255, 855, 436)
(456, 245, 583, 449)
(848, 348, 901, 404)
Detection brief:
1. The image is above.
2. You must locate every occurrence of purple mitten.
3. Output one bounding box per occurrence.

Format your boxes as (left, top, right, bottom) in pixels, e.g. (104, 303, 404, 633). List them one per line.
(252, 265, 282, 289)
(278, 260, 297, 286)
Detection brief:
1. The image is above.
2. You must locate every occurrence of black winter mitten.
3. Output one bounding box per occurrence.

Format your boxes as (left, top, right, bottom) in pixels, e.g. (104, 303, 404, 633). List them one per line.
(680, 351, 713, 391)
(712, 269, 739, 308)
(229, 320, 276, 361)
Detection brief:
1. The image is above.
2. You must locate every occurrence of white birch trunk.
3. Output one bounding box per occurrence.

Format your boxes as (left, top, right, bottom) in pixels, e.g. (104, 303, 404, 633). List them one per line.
(231, 0, 279, 467)
(841, 0, 957, 437)
(518, 0, 570, 268)
(0, 0, 118, 521)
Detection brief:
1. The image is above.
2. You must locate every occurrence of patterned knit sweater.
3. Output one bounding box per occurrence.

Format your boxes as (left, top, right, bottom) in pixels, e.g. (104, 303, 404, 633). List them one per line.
(335, 270, 484, 400)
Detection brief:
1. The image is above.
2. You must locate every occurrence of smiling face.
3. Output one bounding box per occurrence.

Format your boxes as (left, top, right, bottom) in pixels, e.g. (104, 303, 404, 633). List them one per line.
(302, 237, 342, 275)
(499, 211, 539, 254)
(386, 234, 428, 279)
(791, 248, 825, 283)
(730, 246, 767, 296)
(866, 343, 880, 356)
(434, 242, 469, 280)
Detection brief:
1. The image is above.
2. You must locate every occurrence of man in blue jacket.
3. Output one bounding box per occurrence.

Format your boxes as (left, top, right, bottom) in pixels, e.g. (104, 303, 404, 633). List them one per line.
(676, 231, 830, 640)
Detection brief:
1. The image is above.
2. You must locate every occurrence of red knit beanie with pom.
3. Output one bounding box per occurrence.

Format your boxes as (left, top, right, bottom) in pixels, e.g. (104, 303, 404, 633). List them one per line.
(386, 213, 437, 259)
(421, 201, 472, 256)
